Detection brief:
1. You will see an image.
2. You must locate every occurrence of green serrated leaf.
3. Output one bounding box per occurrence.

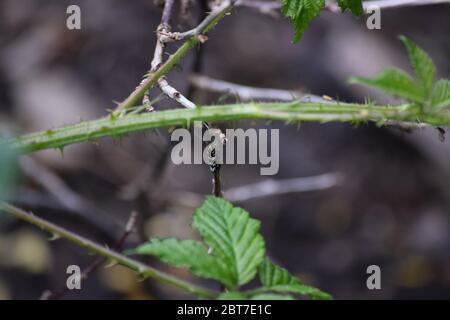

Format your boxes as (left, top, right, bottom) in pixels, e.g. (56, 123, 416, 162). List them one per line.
(337, 0, 364, 15)
(432, 79, 450, 109)
(282, 0, 325, 43)
(349, 68, 424, 103)
(192, 196, 265, 289)
(217, 292, 247, 300)
(131, 238, 233, 288)
(251, 293, 294, 300)
(259, 258, 332, 300)
(400, 36, 436, 97)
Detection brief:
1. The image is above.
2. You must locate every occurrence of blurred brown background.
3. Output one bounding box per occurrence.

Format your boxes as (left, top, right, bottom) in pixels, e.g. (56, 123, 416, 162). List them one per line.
(1, 0, 450, 299)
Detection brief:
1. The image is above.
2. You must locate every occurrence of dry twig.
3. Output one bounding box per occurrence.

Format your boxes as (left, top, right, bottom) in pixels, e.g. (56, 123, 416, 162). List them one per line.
(236, 0, 450, 15)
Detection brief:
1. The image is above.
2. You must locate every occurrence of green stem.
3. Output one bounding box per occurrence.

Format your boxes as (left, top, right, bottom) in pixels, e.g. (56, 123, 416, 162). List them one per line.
(4, 102, 450, 154)
(114, 1, 235, 113)
(0, 201, 218, 298)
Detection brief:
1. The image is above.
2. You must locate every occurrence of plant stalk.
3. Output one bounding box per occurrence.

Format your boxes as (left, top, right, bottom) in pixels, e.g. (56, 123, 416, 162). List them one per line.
(5, 102, 449, 154)
(0, 201, 218, 298)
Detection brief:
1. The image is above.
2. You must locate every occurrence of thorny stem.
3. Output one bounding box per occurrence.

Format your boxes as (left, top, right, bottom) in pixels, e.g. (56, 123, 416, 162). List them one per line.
(113, 0, 235, 113)
(158, 77, 197, 109)
(0, 201, 218, 298)
(147, 0, 196, 109)
(41, 211, 138, 300)
(4, 102, 450, 154)
(224, 172, 343, 202)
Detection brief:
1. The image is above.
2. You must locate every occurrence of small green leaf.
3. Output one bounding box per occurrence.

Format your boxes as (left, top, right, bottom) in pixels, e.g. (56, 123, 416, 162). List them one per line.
(349, 68, 424, 102)
(350, 37, 450, 113)
(192, 196, 265, 288)
(217, 292, 247, 300)
(259, 258, 332, 300)
(251, 293, 294, 300)
(432, 79, 450, 109)
(131, 238, 233, 288)
(282, 0, 325, 43)
(400, 36, 436, 97)
(337, 0, 364, 15)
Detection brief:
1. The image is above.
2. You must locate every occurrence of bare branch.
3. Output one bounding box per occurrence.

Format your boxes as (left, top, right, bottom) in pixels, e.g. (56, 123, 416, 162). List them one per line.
(384, 120, 433, 131)
(112, 0, 235, 113)
(236, 0, 450, 15)
(189, 74, 335, 104)
(146, 0, 197, 110)
(160, 0, 236, 42)
(0, 201, 218, 298)
(224, 172, 344, 202)
(158, 77, 197, 109)
(164, 172, 343, 208)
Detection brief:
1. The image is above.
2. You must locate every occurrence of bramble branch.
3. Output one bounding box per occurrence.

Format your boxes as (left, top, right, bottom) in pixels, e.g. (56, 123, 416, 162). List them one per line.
(5, 101, 450, 154)
(0, 201, 218, 298)
(224, 172, 344, 202)
(189, 75, 445, 133)
(147, 0, 196, 110)
(113, 0, 235, 113)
